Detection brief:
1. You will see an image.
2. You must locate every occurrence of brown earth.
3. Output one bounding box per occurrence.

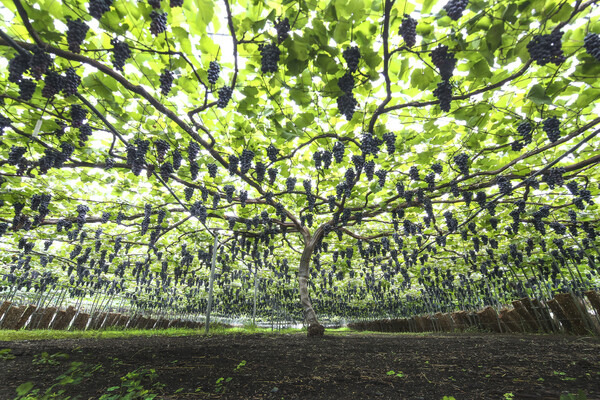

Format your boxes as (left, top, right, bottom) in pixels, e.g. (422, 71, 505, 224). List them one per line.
(1, 332, 599, 399)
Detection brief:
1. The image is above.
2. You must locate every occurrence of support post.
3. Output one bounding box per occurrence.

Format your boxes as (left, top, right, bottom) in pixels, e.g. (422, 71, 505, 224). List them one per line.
(205, 234, 219, 334)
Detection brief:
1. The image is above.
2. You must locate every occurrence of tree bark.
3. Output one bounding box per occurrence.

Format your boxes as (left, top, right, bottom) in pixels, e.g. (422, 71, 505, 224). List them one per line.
(298, 231, 324, 336)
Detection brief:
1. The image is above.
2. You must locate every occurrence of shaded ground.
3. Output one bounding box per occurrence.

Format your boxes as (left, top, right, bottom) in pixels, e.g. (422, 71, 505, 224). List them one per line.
(1, 331, 599, 399)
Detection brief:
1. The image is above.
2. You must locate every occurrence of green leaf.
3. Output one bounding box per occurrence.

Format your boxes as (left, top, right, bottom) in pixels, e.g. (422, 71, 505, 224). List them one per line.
(526, 84, 552, 105)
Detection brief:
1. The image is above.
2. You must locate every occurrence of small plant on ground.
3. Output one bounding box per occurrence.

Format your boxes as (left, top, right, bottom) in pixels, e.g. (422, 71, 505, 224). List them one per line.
(0, 348, 16, 360)
(386, 370, 404, 378)
(215, 360, 247, 394)
(100, 367, 164, 400)
(32, 352, 69, 366)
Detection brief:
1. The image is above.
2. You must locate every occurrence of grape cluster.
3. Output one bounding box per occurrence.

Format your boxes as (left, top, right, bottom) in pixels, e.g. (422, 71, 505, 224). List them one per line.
(375, 169, 387, 187)
(431, 45, 457, 81)
(409, 166, 419, 181)
(30, 48, 52, 80)
(443, 211, 458, 232)
(475, 191, 486, 207)
(62, 67, 81, 97)
(266, 144, 279, 162)
(255, 162, 266, 182)
(148, 0, 161, 8)
(160, 161, 174, 181)
(150, 11, 168, 36)
(541, 167, 565, 189)
(224, 185, 235, 203)
(228, 154, 239, 175)
(432, 80, 453, 114)
(443, 0, 469, 20)
(399, 14, 417, 47)
(424, 173, 435, 191)
(89, 0, 113, 19)
(76, 204, 90, 228)
(239, 190, 248, 207)
(8, 146, 26, 165)
(78, 124, 93, 146)
(431, 163, 443, 174)
(18, 79, 36, 101)
(172, 149, 182, 170)
(275, 17, 290, 44)
(260, 43, 281, 73)
(217, 86, 232, 108)
(187, 141, 200, 162)
(170, 0, 184, 6)
(111, 39, 131, 72)
(337, 72, 354, 94)
(344, 168, 355, 186)
(364, 160, 375, 181)
(8, 53, 31, 83)
(159, 70, 173, 95)
(70, 104, 87, 128)
(527, 30, 565, 66)
(286, 177, 297, 192)
(240, 149, 254, 174)
(584, 33, 600, 61)
(66, 18, 89, 54)
(0, 115, 10, 135)
(543, 116, 560, 143)
(496, 176, 512, 194)
(337, 93, 358, 120)
(382, 132, 396, 155)
(155, 139, 170, 163)
(41, 72, 62, 98)
(342, 46, 360, 73)
(101, 212, 111, 223)
(268, 168, 278, 184)
(512, 120, 533, 150)
(207, 61, 220, 84)
(453, 153, 469, 175)
(207, 163, 217, 178)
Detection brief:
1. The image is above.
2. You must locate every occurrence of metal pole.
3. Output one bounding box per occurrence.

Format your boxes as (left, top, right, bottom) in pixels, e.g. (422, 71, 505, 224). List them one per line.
(205, 234, 219, 334)
(253, 264, 258, 326)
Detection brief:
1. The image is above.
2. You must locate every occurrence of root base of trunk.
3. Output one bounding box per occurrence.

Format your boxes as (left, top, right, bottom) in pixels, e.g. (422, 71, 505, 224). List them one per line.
(307, 323, 325, 337)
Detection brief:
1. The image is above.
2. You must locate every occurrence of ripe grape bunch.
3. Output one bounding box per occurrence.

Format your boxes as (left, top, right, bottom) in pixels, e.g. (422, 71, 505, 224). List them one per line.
(433, 80, 452, 112)
(275, 17, 290, 44)
(543, 116, 560, 143)
(111, 39, 131, 72)
(383, 132, 396, 155)
(71, 104, 87, 127)
(527, 30, 565, 66)
(62, 67, 81, 97)
(240, 149, 254, 174)
(41, 72, 62, 99)
(66, 18, 89, 54)
(431, 45, 457, 81)
(217, 86, 232, 108)
(584, 33, 600, 61)
(342, 46, 361, 73)
(207, 61, 220, 85)
(155, 139, 170, 163)
(454, 153, 469, 176)
(159, 70, 174, 95)
(332, 142, 345, 163)
(337, 72, 354, 94)
(260, 43, 281, 74)
(337, 93, 358, 121)
(266, 144, 279, 162)
(399, 14, 417, 47)
(150, 11, 168, 36)
(443, 0, 469, 20)
(18, 80, 36, 101)
(89, 0, 113, 19)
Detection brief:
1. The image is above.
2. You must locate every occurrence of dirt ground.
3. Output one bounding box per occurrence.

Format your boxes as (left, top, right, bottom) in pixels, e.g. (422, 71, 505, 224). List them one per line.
(1, 332, 599, 399)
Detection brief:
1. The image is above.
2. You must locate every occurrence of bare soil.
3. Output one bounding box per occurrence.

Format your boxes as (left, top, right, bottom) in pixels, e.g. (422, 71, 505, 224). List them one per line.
(1, 332, 599, 399)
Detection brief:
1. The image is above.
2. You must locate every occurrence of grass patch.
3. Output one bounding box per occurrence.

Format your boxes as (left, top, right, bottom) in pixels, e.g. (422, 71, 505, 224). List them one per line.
(0, 326, 306, 342)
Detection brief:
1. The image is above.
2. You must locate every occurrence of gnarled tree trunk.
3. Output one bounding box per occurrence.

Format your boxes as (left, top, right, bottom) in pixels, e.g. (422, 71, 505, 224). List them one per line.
(298, 231, 324, 337)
